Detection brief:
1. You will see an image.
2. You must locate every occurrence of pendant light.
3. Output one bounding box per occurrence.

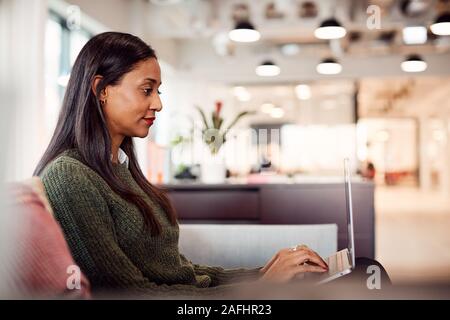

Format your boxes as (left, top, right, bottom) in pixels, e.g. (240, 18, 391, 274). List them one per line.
(229, 21, 261, 42)
(401, 54, 427, 73)
(430, 12, 450, 36)
(316, 58, 342, 75)
(260, 103, 275, 114)
(256, 60, 280, 77)
(270, 107, 285, 118)
(295, 84, 311, 100)
(402, 26, 427, 44)
(314, 18, 347, 40)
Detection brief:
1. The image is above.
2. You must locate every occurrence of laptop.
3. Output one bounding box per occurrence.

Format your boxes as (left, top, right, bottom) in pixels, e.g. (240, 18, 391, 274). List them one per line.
(307, 158, 356, 285)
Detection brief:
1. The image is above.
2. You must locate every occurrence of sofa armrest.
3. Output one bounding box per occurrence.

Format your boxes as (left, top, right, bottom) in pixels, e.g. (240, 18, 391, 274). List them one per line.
(179, 224, 338, 268)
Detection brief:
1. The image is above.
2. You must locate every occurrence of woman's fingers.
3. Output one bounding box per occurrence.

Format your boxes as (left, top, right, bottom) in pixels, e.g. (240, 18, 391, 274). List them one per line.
(290, 250, 328, 270)
(260, 254, 327, 283)
(306, 253, 328, 270)
(306, 250, 328, 269)
(294, 245, 328, 269)
(306, 248, 328, 269)
(298, 264, 329, 274)
(286, 254, 328, 275)
(259, 246, 329, 282)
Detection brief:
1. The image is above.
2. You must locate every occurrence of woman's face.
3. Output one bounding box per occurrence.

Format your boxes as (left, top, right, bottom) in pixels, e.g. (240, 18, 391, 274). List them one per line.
(102, 57, 162, 139)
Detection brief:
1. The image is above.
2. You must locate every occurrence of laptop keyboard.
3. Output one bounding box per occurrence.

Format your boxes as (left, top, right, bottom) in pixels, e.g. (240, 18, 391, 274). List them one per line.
(302, 249, 351, 283)
(325, 250, 349, 275)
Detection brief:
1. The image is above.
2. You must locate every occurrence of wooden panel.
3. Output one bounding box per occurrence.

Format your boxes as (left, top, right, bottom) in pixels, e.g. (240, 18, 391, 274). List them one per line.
(259, 184, 374, 258)
(167, 190, 259, 220)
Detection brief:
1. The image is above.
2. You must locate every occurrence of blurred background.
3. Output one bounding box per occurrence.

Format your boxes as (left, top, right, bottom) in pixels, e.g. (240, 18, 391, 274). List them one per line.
(1, 0, 450, 288)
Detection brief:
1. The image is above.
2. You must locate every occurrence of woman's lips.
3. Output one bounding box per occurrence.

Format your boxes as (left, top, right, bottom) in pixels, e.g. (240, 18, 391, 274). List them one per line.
(143, 117, 155, 126)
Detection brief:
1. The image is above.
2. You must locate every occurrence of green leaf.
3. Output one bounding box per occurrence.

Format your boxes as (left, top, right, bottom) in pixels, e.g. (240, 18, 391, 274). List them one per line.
(212, 112, 220, 129)
(224, 111, 254, 132)
(217, 118, 224, 130)
(196, 106, 210, 130)
(170, 135, 184, 146)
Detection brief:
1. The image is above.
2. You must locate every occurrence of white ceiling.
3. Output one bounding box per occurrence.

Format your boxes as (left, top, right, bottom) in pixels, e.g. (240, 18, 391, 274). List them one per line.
(65, 0, 450, 83)
(141, 0, 450, 121)
(140, 0, 450, 83)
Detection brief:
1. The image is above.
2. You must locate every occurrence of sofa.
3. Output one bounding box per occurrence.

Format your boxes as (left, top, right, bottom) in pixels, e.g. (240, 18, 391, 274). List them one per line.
(179, 224, 337, 268)
(5, 177, 338, 298)
(6, 177, 91, 298)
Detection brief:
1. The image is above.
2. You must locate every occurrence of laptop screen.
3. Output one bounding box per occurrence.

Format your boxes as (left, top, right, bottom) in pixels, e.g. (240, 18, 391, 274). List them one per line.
(344, 158, 356, 268)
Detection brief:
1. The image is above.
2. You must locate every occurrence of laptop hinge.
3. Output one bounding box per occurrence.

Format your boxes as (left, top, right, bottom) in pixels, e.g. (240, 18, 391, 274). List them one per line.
(346, 250, 354, 269)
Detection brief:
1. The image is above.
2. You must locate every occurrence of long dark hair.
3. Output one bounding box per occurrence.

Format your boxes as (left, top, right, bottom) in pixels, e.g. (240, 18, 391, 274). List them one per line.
(34, 32, 177, 235)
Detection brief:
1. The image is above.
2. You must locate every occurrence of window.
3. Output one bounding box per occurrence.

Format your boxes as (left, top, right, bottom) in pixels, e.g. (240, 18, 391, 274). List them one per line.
(44, 11, 92, 141)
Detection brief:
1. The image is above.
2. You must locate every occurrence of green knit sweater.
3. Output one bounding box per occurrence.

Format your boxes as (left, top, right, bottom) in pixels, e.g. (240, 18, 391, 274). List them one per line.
(40, 149, 262, 298)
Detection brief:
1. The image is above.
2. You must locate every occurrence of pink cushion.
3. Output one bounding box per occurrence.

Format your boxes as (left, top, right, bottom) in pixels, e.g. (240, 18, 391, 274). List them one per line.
(9, 180, 91, 298)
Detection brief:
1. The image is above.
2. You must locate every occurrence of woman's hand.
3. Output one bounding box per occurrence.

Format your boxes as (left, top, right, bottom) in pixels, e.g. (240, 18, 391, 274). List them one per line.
(259, 245, 328, 283)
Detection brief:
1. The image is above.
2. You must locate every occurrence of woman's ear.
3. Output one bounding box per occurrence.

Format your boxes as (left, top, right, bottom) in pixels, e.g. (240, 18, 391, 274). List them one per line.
(91, 75, 107, 102)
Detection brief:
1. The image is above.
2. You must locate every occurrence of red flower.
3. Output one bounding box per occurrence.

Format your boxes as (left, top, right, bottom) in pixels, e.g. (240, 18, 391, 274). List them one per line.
(215, 101, 222, 115)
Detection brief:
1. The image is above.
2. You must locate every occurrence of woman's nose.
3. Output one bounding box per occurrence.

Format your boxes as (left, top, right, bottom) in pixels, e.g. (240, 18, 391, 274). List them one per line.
(151, 95, 163, 112)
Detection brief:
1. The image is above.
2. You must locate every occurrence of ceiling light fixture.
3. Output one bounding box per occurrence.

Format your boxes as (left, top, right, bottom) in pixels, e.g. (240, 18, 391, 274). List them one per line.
(280, 43, 301, 56)
(314, 18, 347, 40)
(256, 60, 280, 77)
(430, 12, 450, 36)
(402, 26, 427, 44)
(401, 54, 427, 73)
(260, 103, 275, 114)
(295, 84, 311, 100)
(316, 58, 342, 75)
(232, 86, 252, 101)
(270, 107, 285, 118)
(229, 21, 261, 42)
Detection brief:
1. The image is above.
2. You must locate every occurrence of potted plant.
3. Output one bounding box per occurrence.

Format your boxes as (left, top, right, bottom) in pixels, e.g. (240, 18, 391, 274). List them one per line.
(196, 101, 252, 183)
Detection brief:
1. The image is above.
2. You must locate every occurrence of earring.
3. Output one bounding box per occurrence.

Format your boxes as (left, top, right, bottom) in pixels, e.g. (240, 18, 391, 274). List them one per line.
(100, 99, 107, 105)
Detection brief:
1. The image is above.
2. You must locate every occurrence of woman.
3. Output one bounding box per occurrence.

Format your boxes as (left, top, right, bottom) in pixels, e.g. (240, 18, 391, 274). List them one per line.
(35, 32, 390, 296)
(34, 32, 330, 297)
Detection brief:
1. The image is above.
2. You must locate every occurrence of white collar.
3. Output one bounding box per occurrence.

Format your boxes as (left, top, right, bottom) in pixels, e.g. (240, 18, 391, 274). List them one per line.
(114, 148, 129, 168)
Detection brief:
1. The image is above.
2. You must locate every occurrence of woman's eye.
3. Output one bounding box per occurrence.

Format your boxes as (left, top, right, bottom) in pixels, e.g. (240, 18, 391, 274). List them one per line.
(143, 88, 161, 96)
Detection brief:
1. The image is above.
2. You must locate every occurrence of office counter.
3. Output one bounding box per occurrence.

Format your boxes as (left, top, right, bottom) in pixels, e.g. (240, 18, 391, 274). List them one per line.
(161, 181, 375, 258)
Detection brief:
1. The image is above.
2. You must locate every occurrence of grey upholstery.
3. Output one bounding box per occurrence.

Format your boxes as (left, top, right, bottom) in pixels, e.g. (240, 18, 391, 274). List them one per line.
(179, 224, 338, 268)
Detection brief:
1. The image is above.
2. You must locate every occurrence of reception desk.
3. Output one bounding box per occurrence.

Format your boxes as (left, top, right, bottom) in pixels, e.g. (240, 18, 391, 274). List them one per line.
(162, 181, 375, 258)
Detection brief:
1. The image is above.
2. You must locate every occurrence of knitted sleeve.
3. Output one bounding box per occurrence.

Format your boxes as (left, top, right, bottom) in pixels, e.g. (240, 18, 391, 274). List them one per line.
(180, 254, 263, 286)
(40, 159, 247, 298)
